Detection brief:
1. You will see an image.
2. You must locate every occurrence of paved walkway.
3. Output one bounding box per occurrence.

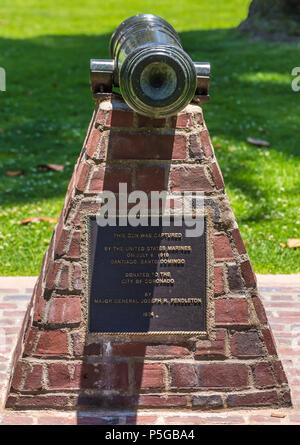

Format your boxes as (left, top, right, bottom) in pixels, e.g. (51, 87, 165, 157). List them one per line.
(0, 275, 299, 425)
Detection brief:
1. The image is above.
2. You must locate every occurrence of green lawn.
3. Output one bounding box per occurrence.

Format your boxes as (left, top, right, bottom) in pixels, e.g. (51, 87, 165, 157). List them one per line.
(0, 0, 299, 275)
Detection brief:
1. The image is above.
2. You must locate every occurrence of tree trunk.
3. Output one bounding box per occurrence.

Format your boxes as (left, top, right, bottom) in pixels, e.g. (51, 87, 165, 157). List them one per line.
(239, 0, 300, 39)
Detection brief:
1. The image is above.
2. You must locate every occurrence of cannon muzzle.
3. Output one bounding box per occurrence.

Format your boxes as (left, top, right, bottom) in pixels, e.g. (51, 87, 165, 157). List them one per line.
(90, 14, 210, 118)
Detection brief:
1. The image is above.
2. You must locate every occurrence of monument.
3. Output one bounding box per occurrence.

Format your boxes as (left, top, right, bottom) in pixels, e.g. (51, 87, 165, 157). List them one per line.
(6, 14, 291, 411)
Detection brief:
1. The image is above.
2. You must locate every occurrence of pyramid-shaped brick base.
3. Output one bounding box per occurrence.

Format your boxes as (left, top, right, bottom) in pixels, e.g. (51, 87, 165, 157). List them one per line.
(6, 96, 292, 410)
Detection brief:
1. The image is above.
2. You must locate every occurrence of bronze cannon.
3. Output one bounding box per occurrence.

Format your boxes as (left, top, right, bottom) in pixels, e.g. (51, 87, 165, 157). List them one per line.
(90, 14, 210, 117)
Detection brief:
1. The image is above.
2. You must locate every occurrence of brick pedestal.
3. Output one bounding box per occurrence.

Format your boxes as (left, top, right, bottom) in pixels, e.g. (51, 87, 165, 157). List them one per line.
(6, 96, 291, 411)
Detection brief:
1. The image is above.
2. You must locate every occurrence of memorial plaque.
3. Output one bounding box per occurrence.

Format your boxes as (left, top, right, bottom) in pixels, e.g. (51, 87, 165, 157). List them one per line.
(87, 216, 208, 334)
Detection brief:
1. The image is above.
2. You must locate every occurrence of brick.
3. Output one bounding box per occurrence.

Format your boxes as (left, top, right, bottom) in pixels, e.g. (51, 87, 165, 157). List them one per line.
(214, 266, 224, 295)
(138, 394, 188, 408)
(174, 113, 193, 129)
(88, 166, 132, 194)
(283, 390, 292, 405)
(55, 226, 70, 256)
(48, 297, 81, 325)
(135, 363, 165, 389)
(249, 414, 282, 424)
(200, 129, 213, 157)
(135, 165, 166, 193)
(171, 364, 198, 388)
(252, 296, 268, 324)
(85, 127, 102, 157)
(273, 361, 288, 385)
(231, 331, 264, 358)
(241, 260, 257, 287)
(34, 275, 43, 299)
(11, 362, 23, 390)
(54, 213, 63, 238)
(81, 363, 128, 390)
(227, 265, 243, 292)
(33, 297, 46, 323)
(227, 390, 279, 408)
(195, 113, 204, 127)
(66, 231, 81, 259)
(43, 243, 53, 271)
(1, 415, 34, 425)
(85, 344, 103, 357)
(85, 343, 103, 357)
(48, 363, 81, 390)
(71, 332, 102, 357)
(24, 327, 39, 356)
(109, 133, 187, 160)
(227, 266, 243, 292)
(44, 261, 60, 289)
(253, 362, 276, 388)
(37, 416, 77, 425)
(189, 134, 202, 160)
(126, 415, 158, 425)
(231, 228, 247, 254)
(195, 330, 226, 359)
(111, 342, 146, 357)
(262, 328, 277, 356)
(137, 115, 166, 128)
(161, 416, 205, 425)
(170, 166, 213, 192)
(72, 263, 82, 290)
(34, 330, 68, 357)
(63, 194, 72, 220)
(215, 298, 249, 326)
(192, 394, 223, 409)
(111, 394, 143, 409)
(5, 395, 18, 408)
(57, 264, 70, 290)
(110, 342, 189, 358)
(210, 162, 224, 189)
(0, 317, 16, 325)
(289, 414, 300, 422)
(95, 108, 107, 126)
(214, 234, 234, 260)
(0, 303, 18, 309)
(75, 162, 91, 192)
(8, 395, 70, 409)
(77, 416, 115, 425)
(1, 326, 19, 334)
(73, 201, 101, 226)
(147, 344, 190, 358)
(105, 109, 134, 128)
(76, 393, 111, 408)
(199, 363, 249, 389)
(21, 364, 43, 391)
(66, 169, 76, 194)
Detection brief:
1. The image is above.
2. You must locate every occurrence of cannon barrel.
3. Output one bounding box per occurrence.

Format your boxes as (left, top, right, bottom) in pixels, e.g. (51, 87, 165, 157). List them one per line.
(90, 14, 210, 118)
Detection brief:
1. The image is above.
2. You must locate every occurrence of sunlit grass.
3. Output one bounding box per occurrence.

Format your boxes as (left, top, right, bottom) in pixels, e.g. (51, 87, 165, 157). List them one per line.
(0, 0, 299, 275)
(239, 72, 293, 85)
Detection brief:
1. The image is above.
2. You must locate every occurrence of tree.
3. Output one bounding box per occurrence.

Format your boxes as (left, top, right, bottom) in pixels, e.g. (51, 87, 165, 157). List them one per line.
(239, 0, 300, 38)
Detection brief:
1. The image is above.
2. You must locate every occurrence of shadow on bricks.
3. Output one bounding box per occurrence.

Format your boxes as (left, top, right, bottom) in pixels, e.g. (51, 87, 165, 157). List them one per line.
(5, 96, 292, 422)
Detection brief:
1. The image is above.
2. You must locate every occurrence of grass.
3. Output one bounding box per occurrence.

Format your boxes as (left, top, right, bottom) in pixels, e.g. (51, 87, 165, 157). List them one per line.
(0, 0, 299, 275)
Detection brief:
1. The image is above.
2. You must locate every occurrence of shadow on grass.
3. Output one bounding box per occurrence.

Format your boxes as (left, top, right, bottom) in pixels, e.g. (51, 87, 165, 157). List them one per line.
(0, 28, 299, 211)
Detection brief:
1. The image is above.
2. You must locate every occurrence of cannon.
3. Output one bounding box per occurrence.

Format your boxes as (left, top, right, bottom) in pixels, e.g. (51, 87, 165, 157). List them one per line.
(90, 14, 210, 118)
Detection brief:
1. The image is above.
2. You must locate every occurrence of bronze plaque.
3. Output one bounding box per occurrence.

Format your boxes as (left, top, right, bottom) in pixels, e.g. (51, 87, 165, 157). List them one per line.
(87, 216, 207, 334)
